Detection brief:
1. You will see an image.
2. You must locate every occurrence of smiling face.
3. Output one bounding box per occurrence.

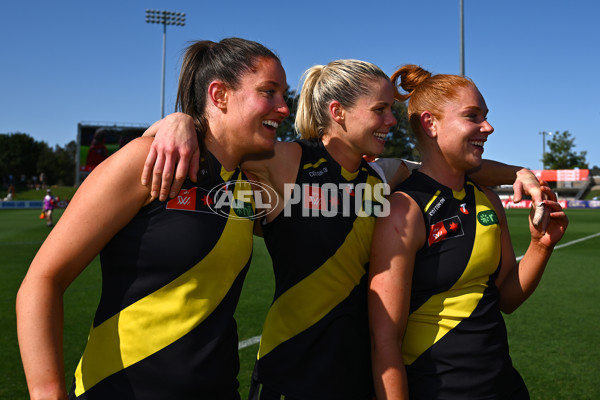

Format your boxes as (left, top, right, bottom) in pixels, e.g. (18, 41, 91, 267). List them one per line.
(333, 77, 397, 159)
(225, 57, 289, 156)
(434, 85, 494, 171)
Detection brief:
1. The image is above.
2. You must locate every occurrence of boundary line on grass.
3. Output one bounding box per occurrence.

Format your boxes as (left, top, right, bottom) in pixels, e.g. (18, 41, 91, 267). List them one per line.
(516, 232, 600, 261)
(239, 335, 261, 350)
(240, 232, 600, 350)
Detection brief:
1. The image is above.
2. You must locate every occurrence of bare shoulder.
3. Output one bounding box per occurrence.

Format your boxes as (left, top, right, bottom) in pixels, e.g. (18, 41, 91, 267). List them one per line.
(31, 137, 155, 280)
(378, 191, 425, 246)
(79, 136, 154, 203)
(388, 191, 422, 220)
(371, 190, 425, 276)
(481, 185, 502, 209)
(242, 141, 301, 187)
(275, 141, 302, 158)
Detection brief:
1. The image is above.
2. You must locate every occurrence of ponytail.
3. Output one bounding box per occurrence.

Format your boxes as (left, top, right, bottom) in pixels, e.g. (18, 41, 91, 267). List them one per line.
(295, 59, 389, 139)
(295, 65, 325, 139)
(176, 41, 215, 137)
(175, 37, 281, 152)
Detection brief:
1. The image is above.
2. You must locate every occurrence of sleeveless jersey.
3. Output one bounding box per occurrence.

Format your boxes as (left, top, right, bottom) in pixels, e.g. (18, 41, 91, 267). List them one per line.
(70, 153, 255, 400)
(398, 171, 527, 399)
(254, 139, 386, 399)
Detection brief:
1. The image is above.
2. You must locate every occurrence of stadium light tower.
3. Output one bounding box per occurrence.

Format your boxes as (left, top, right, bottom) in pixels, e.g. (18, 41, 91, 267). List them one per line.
(539, 130, 553, 169)
(145, 9, 186, 118)
(459, 0, 465, 76)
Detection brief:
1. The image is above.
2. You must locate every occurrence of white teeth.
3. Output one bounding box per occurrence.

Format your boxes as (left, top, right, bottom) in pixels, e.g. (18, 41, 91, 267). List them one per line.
(263, 120, 279, 129)
(374, 132, 387, 140)
(471, 141, 484, 147)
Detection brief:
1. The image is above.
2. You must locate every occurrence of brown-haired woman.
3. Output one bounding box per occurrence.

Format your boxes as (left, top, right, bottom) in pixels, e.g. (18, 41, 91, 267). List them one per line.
(368, 65, 568, 399)
(16, 38, 289, 400)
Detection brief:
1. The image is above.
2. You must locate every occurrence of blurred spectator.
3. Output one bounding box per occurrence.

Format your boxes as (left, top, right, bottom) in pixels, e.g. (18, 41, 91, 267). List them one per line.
(42, 189, 56, 227)
(85, 129, 109, 169)
(3, 184, 15, 201)
(39, 172, 47, 189)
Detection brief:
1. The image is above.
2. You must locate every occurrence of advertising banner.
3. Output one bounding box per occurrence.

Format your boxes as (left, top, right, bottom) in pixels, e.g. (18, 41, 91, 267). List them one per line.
(531, 169, 589, 182)
(0, 201, 44, 209)
(501, 199, 569, 209)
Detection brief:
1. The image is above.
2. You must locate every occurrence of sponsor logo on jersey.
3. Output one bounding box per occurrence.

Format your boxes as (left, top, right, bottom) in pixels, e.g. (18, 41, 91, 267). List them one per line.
(167, 187, 199, 211)
(428, 197, 446, 217)
(428, 215, 464, 246)
(308, 167, 329, 178)
(460, 203, 469, 214)
(477, 210, 499, 226)
(303, 185, 325, 211)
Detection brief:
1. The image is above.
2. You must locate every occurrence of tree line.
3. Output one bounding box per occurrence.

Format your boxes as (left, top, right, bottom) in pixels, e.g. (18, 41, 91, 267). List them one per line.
(0, 133, 77, 189)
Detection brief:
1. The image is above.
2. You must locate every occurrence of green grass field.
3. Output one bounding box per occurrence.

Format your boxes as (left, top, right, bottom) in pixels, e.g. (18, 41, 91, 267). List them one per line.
(1, 208, 598, 399)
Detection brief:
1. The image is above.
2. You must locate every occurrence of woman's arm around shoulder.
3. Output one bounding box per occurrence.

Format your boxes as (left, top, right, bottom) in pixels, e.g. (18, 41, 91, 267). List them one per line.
(369, 192, 425, 400)
(141, 113, 200, 201)
(16, 137, 154, 400)
(469, 160, 543, 206)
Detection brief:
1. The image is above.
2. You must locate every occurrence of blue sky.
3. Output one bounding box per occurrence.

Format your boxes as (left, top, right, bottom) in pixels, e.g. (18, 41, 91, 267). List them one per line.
(1, 0, 598, 170)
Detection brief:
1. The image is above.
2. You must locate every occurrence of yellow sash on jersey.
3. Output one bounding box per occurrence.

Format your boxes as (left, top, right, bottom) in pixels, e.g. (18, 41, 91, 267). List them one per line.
(257, 173, 381, 359)
(74, 170, 253, 396)
(403, 183, 501, 365)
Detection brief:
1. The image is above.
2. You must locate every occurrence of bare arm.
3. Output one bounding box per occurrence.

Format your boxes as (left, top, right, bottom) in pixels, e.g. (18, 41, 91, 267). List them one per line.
(142, 112, 199, 201)
(485, 186, 568, 314)
(241, 141, 302, 223)
(369, 193, 424, 400)
(469, 160, 543, 206)
(16, 138, 154, 400)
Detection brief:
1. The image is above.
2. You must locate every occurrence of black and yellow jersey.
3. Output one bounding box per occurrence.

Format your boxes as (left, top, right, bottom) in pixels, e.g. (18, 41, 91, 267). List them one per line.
(253, 139, 384, 400)
(398, 171, 528, 399)
(70, 153, 254, 400)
